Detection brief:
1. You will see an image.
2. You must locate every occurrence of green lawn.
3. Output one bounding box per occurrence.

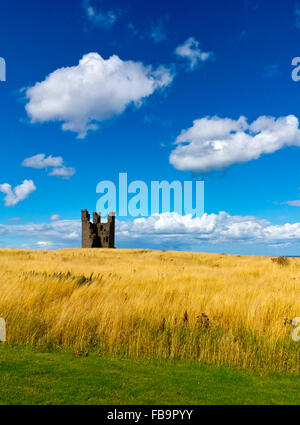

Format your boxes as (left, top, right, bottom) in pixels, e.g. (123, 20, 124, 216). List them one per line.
(0, 344, 299, 405)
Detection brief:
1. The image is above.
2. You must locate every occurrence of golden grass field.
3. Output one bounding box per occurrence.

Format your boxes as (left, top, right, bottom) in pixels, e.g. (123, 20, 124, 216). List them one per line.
(0, 249, 299, 373)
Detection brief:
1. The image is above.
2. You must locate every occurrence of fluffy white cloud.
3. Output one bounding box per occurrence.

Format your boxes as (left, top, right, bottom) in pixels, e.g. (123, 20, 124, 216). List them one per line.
(117, 212, 300, 243)
(50, 214, 61, 221)
(82, 0, 117, 28)
(48, 166, 76, 178)
(175, 37, 214, 70)
(2, 212, 300, 253)
(22, 154, 63, 169)
(22, 154, 76, 179)
(65, 231, 80, 240)
(0, 219, 81, 249)
(25, 53, 174, 138)
(170, 115, 300, 173)
(0, 180, 36, 207)
(116, 212, 300, 254)
(37, 241, 53, 248)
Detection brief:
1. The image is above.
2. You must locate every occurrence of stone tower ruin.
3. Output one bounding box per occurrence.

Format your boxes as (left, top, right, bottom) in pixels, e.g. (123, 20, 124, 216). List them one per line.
(81, 209, 115, 248)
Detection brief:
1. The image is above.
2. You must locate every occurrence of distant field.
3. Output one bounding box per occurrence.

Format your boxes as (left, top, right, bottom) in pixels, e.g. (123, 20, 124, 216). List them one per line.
(0, 249, 299, 374)
(0, 345, 299, 405)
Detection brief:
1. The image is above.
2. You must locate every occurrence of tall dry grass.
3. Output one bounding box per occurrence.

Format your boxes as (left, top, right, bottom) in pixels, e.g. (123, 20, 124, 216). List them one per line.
(0, 249, 299, 373)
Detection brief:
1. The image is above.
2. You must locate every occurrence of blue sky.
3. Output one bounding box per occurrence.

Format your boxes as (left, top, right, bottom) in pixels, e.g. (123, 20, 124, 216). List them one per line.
(1, 0, 300, 254)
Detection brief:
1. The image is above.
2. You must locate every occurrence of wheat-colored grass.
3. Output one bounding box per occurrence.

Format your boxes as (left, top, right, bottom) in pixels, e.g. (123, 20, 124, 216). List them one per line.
(0, 249, 299, 373)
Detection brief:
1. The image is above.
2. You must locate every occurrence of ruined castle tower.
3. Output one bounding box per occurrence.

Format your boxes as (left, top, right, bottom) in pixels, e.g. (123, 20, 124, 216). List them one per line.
(81, 209, 115, 248)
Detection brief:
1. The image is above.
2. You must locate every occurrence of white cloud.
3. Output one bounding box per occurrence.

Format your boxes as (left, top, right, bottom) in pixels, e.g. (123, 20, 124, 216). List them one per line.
(0, 219, 81, 249)
(2, 212, 300, 253)
(25, 52, 174, 138)
(22, 154, 76, 179)
(22, 154, 63, 169)
(48, 166, 76, 178)
(175, 37, 214, 70)
(82, 0, 117, 29)
(170, 115, 300, 173)
(117, 212, 300, 252)
(37, 241, 53, 248)
(284, 200, 300, 207)
(118, 212, 265, 241)
(65, 231, 80, 240)
(0, 180, 36, 207)
(50, 214, 60, 221)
